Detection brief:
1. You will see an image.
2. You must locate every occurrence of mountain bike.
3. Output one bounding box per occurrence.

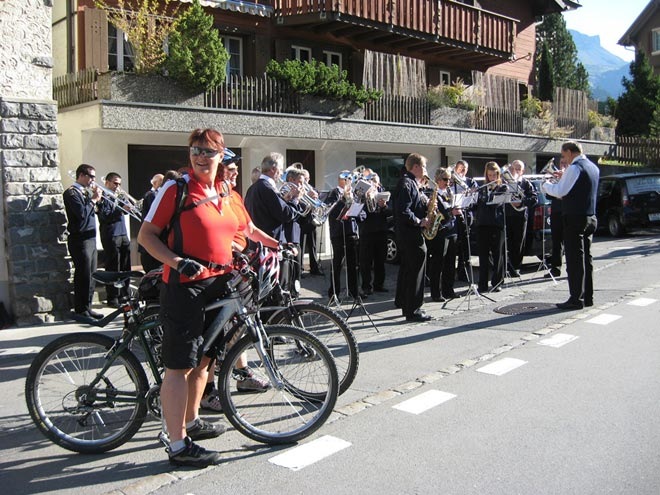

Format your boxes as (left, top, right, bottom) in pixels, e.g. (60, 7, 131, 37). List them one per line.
(25, 257, 338, 454)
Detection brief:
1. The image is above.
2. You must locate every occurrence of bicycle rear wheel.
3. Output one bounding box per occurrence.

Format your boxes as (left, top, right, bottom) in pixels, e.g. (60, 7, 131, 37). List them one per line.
(217, 325, 338, 444)
(25, 333, 149, 454)
(266, 302, 359, 395)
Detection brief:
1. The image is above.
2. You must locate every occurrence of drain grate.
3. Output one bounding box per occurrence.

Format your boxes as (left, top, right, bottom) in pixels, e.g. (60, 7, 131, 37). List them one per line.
(494, 302, 556, 315)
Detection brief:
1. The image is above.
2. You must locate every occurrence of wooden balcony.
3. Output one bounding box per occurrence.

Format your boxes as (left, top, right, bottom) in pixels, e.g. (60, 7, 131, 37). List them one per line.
(273, 0, 517, 64)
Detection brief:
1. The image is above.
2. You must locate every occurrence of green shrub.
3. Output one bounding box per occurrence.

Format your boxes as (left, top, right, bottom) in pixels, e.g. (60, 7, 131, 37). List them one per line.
(588, 109, 617, 128)
(165, 0, 229, 92)
(265, 59, 381, 107)
(520, 96, 542, 118)
(427, 79, 475, 110)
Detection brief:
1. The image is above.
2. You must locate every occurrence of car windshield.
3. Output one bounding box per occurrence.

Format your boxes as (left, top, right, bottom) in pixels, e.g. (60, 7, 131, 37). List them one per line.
(626, 175, 660, 195)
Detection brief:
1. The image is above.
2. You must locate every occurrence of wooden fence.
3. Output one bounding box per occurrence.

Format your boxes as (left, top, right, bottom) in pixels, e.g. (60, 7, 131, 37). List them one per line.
(474, 106, 523, 134)
(616, 136, 660, 167)
(205, 75, 298, 113)
(364, 94, 430, 125)
(52, 68, 98, 108)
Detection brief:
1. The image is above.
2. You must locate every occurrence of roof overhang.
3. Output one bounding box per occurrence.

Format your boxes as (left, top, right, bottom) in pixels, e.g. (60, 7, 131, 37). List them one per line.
(619, 0, 657, 46)
(532, 0, 582, 16)
(177, 0, 273, 17)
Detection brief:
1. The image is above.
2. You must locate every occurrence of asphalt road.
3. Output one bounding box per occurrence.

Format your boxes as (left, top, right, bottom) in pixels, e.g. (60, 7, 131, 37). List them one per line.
(1, 231, 659, 495)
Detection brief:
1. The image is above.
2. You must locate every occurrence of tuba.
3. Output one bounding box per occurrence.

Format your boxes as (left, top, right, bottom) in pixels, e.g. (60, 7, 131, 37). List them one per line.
(421, 176, 445, 240)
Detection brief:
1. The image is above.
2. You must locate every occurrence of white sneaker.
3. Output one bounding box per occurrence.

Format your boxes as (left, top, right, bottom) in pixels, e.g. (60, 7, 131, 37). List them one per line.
(200, 393, 223, 412)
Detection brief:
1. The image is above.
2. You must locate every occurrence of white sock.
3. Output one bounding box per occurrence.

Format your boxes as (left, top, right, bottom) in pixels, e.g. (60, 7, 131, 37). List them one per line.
(186, 417, 200, 430)
(169, 439, 186, 454)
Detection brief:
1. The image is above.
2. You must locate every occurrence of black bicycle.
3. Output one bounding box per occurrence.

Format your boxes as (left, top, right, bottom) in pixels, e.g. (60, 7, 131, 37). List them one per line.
(25, 256, 338, 454)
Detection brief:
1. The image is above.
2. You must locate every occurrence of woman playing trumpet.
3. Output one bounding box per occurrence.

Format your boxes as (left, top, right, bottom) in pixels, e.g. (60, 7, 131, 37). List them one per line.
(475, 162, 507, 293)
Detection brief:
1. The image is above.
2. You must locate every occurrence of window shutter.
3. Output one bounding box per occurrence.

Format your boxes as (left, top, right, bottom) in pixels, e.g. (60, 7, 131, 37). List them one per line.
(84, 7, 108, 72)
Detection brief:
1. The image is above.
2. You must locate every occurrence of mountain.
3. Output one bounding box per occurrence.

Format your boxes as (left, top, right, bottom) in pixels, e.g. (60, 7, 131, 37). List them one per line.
(569, 29, 630, 101)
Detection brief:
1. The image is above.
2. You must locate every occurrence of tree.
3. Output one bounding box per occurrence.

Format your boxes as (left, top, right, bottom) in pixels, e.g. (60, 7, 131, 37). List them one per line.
(537, 41, 554, 101)
(535, 13, 590, 97)
(95, 0, 180, 74)
(616, 51, 660, 136)
(165, 0, 229, 92)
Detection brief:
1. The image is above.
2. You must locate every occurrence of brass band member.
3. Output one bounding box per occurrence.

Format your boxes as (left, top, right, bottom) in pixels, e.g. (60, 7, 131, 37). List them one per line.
(475, 161, 507, 293)
(505, 160, 538, 276)
(283, 167, 307, 296)
(427, 168, 461, 301)
(394, 153, 432, 322)
(546, 157, 569, 278)
(299, 169, 324, 276)
(97, 172, 132, 307)
(451, 160, 477, 282)
(359, 169, 390, 295)
(325, 170, 365, 300)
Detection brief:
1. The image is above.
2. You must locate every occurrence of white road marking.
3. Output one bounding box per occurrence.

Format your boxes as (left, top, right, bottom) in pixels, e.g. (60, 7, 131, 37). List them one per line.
(586, 314, 622, 325)
(392, 390, 456, 415)
(627, 298, 657, 307)
(476, 358, 527, 376)
(0, 346, 41, 357)
(538, 333, 579, 348)
(268, 435, 351, 471)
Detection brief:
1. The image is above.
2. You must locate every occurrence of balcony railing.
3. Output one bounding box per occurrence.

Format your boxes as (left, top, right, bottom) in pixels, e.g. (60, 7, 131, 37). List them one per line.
(273, 0, 516, 56)
(54, 71, 597, 138)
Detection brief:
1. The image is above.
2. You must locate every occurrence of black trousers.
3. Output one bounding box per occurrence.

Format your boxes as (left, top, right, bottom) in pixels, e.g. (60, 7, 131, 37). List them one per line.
(505, 214, 527, 270)
(301, 228, 321, 273)
(329, 235, 359, 299)
(477, 225, 504, 290)
(359, 230, 387, 291)
(68, 234, 97, 313)
(549, 210, 564, 270)
(428, 234, 457, 298)
(395, 232, 427, 316)
(563, 215, 597, 303)
(102, 234, 131, 301)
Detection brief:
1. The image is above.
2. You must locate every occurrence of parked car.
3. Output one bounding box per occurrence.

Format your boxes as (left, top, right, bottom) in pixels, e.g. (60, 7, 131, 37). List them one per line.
(596, 173, 660, 236)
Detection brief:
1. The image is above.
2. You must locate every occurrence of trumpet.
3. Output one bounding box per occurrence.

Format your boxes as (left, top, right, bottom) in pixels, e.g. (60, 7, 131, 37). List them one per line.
(68, 170, 143, 221)
(540, 158, 560, 183)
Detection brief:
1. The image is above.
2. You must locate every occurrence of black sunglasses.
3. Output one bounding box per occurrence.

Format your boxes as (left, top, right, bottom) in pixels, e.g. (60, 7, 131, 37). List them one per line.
(190, 146, 221, 158)
(85, 172, 96, 179)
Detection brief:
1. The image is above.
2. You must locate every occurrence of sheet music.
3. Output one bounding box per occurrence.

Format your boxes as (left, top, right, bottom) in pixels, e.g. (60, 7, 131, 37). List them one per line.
(453, 193, 476, 209)
(345, 202, 364, 217)
(487, 192, 511, 205)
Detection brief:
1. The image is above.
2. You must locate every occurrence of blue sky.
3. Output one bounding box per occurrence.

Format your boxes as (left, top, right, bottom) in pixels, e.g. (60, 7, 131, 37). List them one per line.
(563, 0, 649, 61)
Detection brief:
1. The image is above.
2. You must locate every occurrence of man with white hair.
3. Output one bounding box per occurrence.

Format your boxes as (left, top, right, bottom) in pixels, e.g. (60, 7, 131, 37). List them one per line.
(504, 159, 537, 276)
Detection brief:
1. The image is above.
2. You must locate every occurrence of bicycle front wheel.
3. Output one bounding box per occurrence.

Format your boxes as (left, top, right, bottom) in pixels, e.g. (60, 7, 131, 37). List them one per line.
(266, 302, 359, 395)
(25, 333, 149, 454)
(218, 325, 338, 444)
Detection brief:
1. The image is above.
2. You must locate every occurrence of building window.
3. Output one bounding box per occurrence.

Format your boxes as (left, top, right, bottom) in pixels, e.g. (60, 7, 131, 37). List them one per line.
(653, 28, 660, 54)
(292, 45, 312, 63)
(221, 35, 243, 77)
(108, 24, 135, 72)
(323, 50, 342, 68)
(439, 70, 451, 85)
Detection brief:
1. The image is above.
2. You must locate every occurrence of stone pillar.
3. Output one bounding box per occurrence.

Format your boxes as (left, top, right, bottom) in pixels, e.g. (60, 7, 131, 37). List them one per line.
(0, 0, 71, 324)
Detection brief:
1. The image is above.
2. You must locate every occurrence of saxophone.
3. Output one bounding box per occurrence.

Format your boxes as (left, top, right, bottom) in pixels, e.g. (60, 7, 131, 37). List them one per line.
(422, 178, 445, 240)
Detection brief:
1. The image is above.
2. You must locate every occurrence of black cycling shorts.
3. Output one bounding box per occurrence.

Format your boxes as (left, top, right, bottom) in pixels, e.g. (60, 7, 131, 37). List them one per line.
(159, 274, 232, 370)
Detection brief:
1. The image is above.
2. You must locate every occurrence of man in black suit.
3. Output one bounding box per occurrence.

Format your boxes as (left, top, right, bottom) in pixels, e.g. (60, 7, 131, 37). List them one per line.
(394, 153, 432, 322)
(542, 141, 599, 310)
(138, 173, 163, 272)
(63, 164, 103, 320)
(97, 172, 132, 307)
(244, 152, 301, 244)
(504, 160, 538, 276)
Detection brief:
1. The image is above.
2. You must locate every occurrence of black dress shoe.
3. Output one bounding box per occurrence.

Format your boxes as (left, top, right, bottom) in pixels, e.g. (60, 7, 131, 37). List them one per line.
(431, 296, 447, 302)
(73, 310, 103, 322)
(443, 291, 457, 300)
(88, 309, 104, 319)
(584, 299, 593, 307)
(405, 311, 432, 322)
(491, 286, 502, 293)
(556, 299, 584, 310)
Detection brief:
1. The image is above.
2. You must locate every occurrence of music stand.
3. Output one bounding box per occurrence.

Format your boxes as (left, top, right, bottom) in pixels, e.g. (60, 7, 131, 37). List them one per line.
(488, 191, 520, 292)
(453, 191, 494, 312)
(535, 197, 558, 284)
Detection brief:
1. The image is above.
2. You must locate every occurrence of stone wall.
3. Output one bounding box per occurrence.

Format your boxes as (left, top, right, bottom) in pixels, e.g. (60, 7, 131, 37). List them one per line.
(0, 1, 70, 324)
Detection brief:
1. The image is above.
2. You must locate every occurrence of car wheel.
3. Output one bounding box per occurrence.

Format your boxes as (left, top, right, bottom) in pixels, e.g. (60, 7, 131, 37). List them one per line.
(386, 232, 400, 264)
(607, 214, 625, 237)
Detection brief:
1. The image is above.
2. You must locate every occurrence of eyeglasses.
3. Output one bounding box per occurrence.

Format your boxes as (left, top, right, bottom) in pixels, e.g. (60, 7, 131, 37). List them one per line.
(190, 146, 221, 158)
